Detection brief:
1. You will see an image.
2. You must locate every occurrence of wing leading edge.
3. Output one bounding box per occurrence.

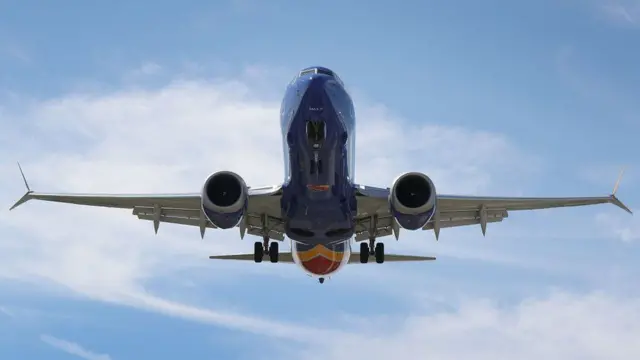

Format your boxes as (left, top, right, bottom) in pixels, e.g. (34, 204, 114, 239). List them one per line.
(354, 169, 632, 241)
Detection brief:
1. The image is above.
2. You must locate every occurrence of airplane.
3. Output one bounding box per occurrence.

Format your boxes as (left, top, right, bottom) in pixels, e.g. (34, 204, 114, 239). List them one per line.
(10, 66, 633, 284)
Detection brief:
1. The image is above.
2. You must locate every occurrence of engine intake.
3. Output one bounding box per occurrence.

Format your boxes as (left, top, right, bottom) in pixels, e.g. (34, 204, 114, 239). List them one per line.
(389, 172, 437, 230)
(201, 171, 248, 229)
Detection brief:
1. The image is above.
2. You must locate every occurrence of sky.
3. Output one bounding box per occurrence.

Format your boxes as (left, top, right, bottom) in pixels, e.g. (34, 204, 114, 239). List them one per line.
(0, 0, 639, 359)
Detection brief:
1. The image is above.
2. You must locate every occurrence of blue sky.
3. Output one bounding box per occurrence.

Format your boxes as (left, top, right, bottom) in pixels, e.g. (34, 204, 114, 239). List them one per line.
(0, 0, 639, 359)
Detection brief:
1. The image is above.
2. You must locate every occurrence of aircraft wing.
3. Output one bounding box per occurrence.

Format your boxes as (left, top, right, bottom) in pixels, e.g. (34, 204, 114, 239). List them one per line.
(209, 253, 436, 263)
(10, 164, 285, 240)
(354, 171, 632, 241)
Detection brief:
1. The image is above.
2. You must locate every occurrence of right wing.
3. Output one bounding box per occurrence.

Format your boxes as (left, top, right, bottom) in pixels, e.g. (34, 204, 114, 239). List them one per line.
(10, 163, 286, 240)
(209, 253, 436, 263)
(353, 169, 632, 241)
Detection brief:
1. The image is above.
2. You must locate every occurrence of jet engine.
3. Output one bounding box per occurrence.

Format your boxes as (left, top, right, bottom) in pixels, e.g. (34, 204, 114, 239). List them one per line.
(389, 172, 437, 230)
(201, 171, 248, 229)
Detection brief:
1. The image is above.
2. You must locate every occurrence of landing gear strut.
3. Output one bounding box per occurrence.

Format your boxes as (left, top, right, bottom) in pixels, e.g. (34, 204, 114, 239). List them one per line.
(359, 238, 385, 264)
(254, 236, 279, 263)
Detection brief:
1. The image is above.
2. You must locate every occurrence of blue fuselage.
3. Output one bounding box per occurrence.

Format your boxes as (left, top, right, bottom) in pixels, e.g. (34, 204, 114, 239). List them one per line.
(279, 67, 357, 248)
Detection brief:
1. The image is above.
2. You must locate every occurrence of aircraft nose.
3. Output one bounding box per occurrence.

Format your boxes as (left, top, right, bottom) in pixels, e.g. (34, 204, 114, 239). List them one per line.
(301, 75, 329, 101)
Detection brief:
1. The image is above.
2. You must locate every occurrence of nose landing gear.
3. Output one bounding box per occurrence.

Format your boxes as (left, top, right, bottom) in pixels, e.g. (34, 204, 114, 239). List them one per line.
(319, 277, 325, 284)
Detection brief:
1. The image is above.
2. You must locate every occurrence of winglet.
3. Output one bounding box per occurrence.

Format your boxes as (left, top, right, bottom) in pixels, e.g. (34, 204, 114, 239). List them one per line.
(610, 167, 632, 215)
(9, 162, 34, 211)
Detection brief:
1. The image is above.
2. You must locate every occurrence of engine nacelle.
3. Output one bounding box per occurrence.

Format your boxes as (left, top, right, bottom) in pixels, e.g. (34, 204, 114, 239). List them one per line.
(201, 171, 248, 229)
(389, 172, 437, 230)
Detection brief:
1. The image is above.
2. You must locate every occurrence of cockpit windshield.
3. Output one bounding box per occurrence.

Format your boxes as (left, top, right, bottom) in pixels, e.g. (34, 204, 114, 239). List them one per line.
(299, 68, 316, 77)
(316, 68, 334, 77)
(298, 67, 344, 86)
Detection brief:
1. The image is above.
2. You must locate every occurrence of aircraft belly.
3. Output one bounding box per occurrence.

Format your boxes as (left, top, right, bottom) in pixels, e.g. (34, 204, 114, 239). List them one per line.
(281, 73, 357, 246)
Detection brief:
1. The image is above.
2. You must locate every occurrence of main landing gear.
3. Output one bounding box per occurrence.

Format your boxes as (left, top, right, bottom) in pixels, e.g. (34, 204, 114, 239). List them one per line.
(254, 236, 279, 263)
(319, 277, 325, 284)
(359, 238, 384, 264)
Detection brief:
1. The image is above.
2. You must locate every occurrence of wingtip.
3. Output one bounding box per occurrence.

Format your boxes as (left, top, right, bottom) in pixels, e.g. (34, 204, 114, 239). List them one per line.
(16, 162, 31, 192)
(610, 195, 632, 215)
(609, 167, 632, 215)
(10, 162, 34, 211)
(612, 167, 626, 196)
(9, 191, 33, 211)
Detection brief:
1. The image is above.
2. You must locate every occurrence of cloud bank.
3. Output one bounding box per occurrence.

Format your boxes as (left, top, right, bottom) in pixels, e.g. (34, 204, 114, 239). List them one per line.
(0, 67, 636, 359)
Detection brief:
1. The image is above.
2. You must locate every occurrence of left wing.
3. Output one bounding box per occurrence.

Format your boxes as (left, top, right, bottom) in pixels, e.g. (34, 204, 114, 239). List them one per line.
(354, 172, 632, 241)
(10, 164, 285, 240)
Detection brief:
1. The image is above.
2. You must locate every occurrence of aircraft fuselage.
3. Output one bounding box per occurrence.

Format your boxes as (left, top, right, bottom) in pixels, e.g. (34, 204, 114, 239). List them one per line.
(279, 67, 357, 278)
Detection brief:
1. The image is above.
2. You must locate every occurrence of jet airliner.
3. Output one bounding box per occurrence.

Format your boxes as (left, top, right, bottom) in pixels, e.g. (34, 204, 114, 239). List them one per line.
(11, 66, 632, 284)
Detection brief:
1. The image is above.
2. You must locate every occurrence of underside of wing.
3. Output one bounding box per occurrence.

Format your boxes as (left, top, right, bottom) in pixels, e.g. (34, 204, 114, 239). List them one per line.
(353, 185, 511, 241)
(433, 193, 631, 236)
(133, 185, 285, 240)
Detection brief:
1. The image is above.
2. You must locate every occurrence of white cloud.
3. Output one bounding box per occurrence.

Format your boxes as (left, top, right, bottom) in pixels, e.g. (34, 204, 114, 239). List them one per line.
(599, 0, 640, 25)
(40, 335, 112, 360)
(596, 212, 640, 242)
(0, 65, 589, 343)
(300, 291, 640, 360)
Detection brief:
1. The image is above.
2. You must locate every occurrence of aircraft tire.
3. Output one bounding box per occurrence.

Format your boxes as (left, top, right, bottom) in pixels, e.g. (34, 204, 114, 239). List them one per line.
(254, 241, 263, 263)
(375, 242, 384, 264)
(269, 242, 279, 263)
(359, 242, 369, 263)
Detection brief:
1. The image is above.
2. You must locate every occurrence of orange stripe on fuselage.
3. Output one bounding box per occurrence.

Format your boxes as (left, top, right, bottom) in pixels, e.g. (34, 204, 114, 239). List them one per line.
(296, 244, 343, 262)
(296, 245, 345, 276)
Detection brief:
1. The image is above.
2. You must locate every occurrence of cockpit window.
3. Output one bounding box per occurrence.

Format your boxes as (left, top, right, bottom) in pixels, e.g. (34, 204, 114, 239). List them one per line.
(298, 67, 344, 86)
(316, 68, 334, 77)
(299, 69, 316, 76)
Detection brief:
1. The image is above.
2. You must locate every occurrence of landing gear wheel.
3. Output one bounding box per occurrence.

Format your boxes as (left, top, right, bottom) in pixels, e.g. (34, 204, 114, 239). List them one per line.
(269, 242, 279, 263)
(253, 241, 263, 263)
(375, 242, 385, 264)
(319, 277, 325, 284)
(359, 242, 369, 263)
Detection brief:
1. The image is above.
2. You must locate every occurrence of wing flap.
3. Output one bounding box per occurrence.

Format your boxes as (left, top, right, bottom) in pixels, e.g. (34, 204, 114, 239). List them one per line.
(354, 210, 507, 241)
(133, 206, 202, 219)
(423, 216, 504, 230)
(137, 214, 286, 240)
